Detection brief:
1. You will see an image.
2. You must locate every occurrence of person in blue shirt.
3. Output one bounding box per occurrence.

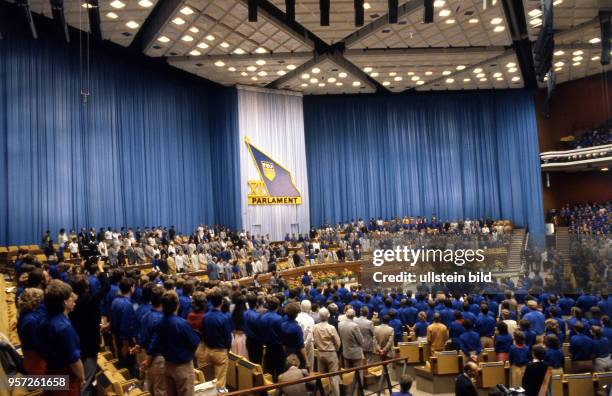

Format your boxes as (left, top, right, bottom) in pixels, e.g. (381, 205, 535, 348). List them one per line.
(509, 331, 530, 387)
(591, 326, 612, 372)
(134, 282, 154, 332)
(244, 294, 263, 364)
(523, 300, 546, 335)
(389, 310, 404, 343)
(301, 271, 312, 286)
(177, 280, 193, 318)
(349, 294, 363, 316)
(603, 316, 612, 345)
(494, 321, 513, 362)
(39, 279, 85, 395)
(17, 287, 46, 375)
(259, 296, 285, 381)
(110, 277, 138, 377)
(281, 302, 307, 368)
(543, 334, 565, 370)
(519, 319, 536, 350)
(87, 262, 102, 296)
(475, 304, 496, 348)
(544, 318, 564, 344)
(412, 312, 429, 341)
(390, 374, 414, 396)
(449, 311, 465, 350)
(459, 319, 482, 360)
(569, 321, 594, 373)
(558, 294, 575, 316)
(399, 299, 418, 327)
(440, 300, 455, 328)
(137, 285, 165, 396)
(144, 291, 200, 396)
(200, 290, 233, 393)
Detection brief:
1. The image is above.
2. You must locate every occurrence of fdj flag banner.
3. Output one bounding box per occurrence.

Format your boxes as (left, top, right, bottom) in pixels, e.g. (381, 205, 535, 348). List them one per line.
(245, 137, 302, 205)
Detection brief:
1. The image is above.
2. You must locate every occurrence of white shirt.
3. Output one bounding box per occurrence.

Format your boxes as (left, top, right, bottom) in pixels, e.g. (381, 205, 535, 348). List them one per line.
(175, 254, 185, 271)
(297, 312, 315, 345)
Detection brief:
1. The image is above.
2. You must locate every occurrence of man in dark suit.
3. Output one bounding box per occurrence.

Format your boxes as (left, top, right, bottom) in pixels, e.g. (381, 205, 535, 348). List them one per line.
(455, 361, 478, 396)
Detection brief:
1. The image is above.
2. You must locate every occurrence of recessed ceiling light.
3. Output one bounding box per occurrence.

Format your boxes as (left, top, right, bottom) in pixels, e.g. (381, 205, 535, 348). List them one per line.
(277, 70, 286, 76)
(255, 47, 267, 53)
(312, 67, 321, 74)
(490, 17, 503, 24)
(228, 67, 236, 72)
(493, 72, 502, 77)
(301, 73, 310, 79)
(339, 72, 347, 78)
(310, 78, 317, 83)
(247, 66, 257, 72)
(528, 9, 542, 17)
(473, 68, 482, 73)
(172, 17, 185, 25)
(554, 67, 562, 71)
(110, 0, 124, 8)
(287, 64, 296, 70)
(456, 65, 466, 70)
(592, 56, 600, 61)
(82, 3, 93, 8)
(256, 59, 266, 66)
(371, 72, 379, 77)
(439, 9, 451, 17)
(197, 42, 209, 49)
(554, 61, 564, 67)
(301, 83, 308, 87)
(416, 81, 424, 85)
(480, 78, 487, 81)
(572, 62, 581, 66)
(496, 77, 503, 81)
(258, 71, 267, 76)
(180, 6, 194, 15)
(442, 70, 451, 75)
(530, 18, 542, 26)
(434, 0, 445, 7)
(508, 67, 518, 73)
(189, 27, 199, 33)
(206, 35, 215, 41)
(589, 37, 601, 44)
(126, 21, 140, 29)
(468, 18, 478, 23)
(352, 81, 361, 87)
(220, 42, 230, 48)
(506, 62, 516, 68)
(394, 76, 403, 81)
(445, 19, 455, 24)
(241, 72, 248, 76)
(383, 81, 391, 86)
(106, 11, 119, 19)
(512, 76, 520, 82)
(138, 0, 152, 7)
(494, 26, 505, 32)
(407, 71, 414, 75)
(552, 0, 562, 5)
(601, 167, 609, 172)
(318, 83, 325, 87)
(572, 50, 583, 56)
(572, 56, 583, 62)
(189, 50, 201, 56)
(251, 77, 258, 81)
(425, 71, 433, 75)
(336, 82, 343, 86)
(446, 78, 455, 83)
(214, 61, 225, 67)
(387, 72, 395, 76)
(181, 35, 193, 42)
(463, 78, 471, 82)
(554, 50, 565, 56)
(328, 77, 336, 83)
(364, 67, 373, 72)
(234, 48, 245, 54)
(477, 73, 485, 78)
(411, 76, 420, 81)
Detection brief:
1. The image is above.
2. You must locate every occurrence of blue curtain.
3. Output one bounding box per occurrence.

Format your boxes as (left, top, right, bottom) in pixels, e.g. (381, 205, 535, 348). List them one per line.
(0, 11, 238, 245)
(304, 91, 545, 235)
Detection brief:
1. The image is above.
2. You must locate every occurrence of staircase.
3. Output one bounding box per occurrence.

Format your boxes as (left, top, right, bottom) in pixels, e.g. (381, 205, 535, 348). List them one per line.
(501, 228, 526, 279)
(555, 227, 570, 261)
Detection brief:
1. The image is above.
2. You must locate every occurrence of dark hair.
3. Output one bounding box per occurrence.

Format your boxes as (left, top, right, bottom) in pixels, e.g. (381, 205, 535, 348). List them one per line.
(70, 274, 89, 296)
(513, 330, 525, 344)
(44, 279, 73, 315)
(496, 321, 509, 335)
(231, 293, 247, 329)
(266, 296, 280, 311)
(182, 280, 194, 296)
(161, 291, 179, 315)
(119, 277, 135, 294)
(532, 345, 546, 360)
(150, 285, 164, 307)
(208, 290, 224, 308)
(399, 375, 413, 393)
(284, 302, 300, 320)
(463, 319, 473, 330)
(544, 334, 559, 349)
(574, 321, 584, 334)
(382, 314, 390, 324)
(141, 282, 154, 304)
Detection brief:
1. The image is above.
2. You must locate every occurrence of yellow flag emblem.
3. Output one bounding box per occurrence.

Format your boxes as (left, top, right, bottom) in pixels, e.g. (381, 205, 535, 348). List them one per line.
(261, 161, 276, 181)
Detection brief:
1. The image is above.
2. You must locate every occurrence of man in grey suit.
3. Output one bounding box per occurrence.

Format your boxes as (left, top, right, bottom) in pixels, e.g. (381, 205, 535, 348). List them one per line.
(338, 309, 364, 368)
(354, 307, 375, 363)
(207, 258, 219, 281)
(374, 315, 395, 361)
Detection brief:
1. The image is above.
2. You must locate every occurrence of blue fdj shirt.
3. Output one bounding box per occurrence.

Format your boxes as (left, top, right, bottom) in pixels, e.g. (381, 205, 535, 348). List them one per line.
(569, 334, 594, 361)
(414, 321, 429, 338)
(39, 314, 80, 370)
(544, 348, 565, 369)
(101, 284, 119, 317)
(178, 295, 192, 318)
(258, 311, 284, 346)
(243, 309, 260, 341)
(17, 306, 46, 351)
(509, 345, 530, 366)
(281, 319, 304, 349)
(449, 321, 465, 341)
(494, 334, 513, 353)
(459, 330, 482, 355)
(88, 275, 101, 295)
(135, 303, 152, 328)
(390, 318, 403, 340)
(202, 309, 232, 349)
(110, 295, 137, 341)
(148, 314, 200, 364)
(400, 307, 418, 326)
(475, 314, 496, 337)
(139, 309, 163, 349)
(593, 338, 610, 358)
(523, 310, 546, 335)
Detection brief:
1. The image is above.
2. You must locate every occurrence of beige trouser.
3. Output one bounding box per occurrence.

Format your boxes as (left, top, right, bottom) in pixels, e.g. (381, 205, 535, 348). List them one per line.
(318, 351, 340, 396)
(480, 336, 494, 349)
(147, 355, 166, 396)
(510, 365, 526, 387)
(202, 347, 229, 388)
(164, 361, 194, 396)
(195, 343, 207, 367)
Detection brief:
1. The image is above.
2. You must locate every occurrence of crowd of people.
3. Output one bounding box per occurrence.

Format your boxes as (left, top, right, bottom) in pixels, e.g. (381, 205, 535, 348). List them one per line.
(561, 119, 612, 149)
(547, 201, 612, 236)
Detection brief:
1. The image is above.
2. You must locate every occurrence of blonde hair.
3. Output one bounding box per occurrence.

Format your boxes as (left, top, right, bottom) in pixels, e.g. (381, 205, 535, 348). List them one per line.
(18, 288, 44, 314)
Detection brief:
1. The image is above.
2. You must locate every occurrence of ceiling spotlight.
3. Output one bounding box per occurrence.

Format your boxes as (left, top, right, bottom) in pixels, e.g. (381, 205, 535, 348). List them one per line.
(234, 48, 245, 54)
(248, 0, 257, 22)
(490, 17, 502, 24)
(206, 35, 215, 41)
(442, 70, 451, 75)
(256, 59, 266, 65)
(352, 81, 361, 86)
(228, 67, 236, 71)
(301, 73, 310, 79)
(493, 72, 502, 77)
(318, 83, 326, 87)
(214, 61, 225, 67)
(506, 62, 515, 68)
(572, 56, 583, 62)
(416, 80, 424, 85)
(82, 3, 93, 8)
(110, 0, 125, 8)
(389, 71, 397, 76)
(591, 56, 600, 61)
(363, 2, 371, 9)
(247, 66, 257, 71)
(106, 12, 119, 19)
(364, 67, 373, 72)
(572, 50, 583, 56)
(138, 0, 152, 7)
(181, 35, 193, 42)
(512, 76, 520, 81)
(528, 9, 542, 17)
(320, 0, 330, 26)
(473, 68, 482, 73)
(301, 83, 308, 87)
(189, 27, 199, 33)
(287, 64, 296, 70)
(220, 42, 230, 48)
(589, 37, 600, 44)
(157, 36, 170, 43)
(197, 42, 209, 49)
(446, 19, 455, 24)
(552, 0, 562, 5)
(407, 71, 414, 75)
(554, 50, 565, 56)
(554, 67, 562, 71)
(336, 82, 343, 86)
(310, 78, 318, 83)
(508, 67, 517, 73)
(371, 72, 379, 77)
(477, 73, 485, 78)
(383, 81, 391, 86)
(446, 78, 454, 83)
(394, 76, 402, 81)
(172, 17, 185, 25)
(439, 9, 451, 17)
(456, 65, 466, 70)
(277, 70, 286, 76)
(480, 77, 487, 81)
(258, 71, 267, 76)
(468, 18, 478, 23)
(126, 21, 140, 29)
(189, 50, 201, 56)
(493, 26, 505, 32)
(463, 78, 471, 82)
(251, 77, 258, 81)
(312, 67, 321, 74)
(241, 72, 248, 76)
(530, 18, 542, 26)
(411, 76, 420, 81)
(339, 72, 347, 78)
(433, 0, 445, 7)
(255, 47, 267, 53)
(328, 77, 337, 82)
(425, 71, 433, 75)
(572, 62, 581, 66)
(180, 6, 193, 15)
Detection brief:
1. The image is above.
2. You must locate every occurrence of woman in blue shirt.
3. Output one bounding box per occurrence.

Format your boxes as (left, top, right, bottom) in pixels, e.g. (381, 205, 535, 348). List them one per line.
(592, 326, 612, 372)
(543, 334, 565, 371)
(412, 312, 429, 342)
(509, 331, 530, 387)
(17, 287, 46, 375)
(494, 321, 513, 362)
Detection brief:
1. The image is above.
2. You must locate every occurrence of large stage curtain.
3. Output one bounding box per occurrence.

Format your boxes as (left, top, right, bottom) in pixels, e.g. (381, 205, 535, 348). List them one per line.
(237, 86, 310, 240)
(0, 13, 229, 245)
(304, 91, 545, 234)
